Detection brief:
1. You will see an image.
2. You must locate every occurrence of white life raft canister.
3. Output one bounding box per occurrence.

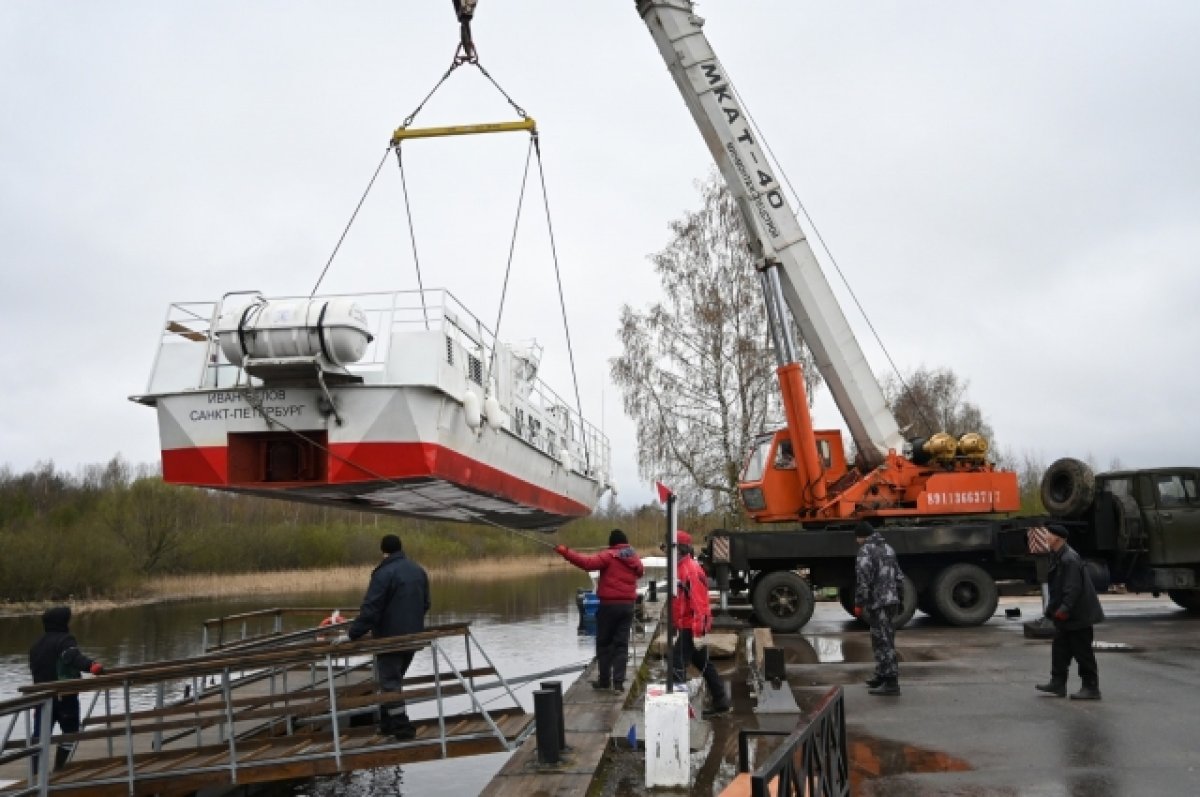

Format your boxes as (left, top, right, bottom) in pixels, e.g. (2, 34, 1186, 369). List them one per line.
(216, 298, 372, 367)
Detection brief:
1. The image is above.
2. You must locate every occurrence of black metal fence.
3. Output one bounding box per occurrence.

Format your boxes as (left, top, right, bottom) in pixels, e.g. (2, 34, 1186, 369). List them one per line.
(735, 686, 849, 797)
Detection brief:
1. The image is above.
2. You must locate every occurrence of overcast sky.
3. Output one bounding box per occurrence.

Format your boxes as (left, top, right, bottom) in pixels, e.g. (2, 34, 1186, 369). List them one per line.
(2, 1, 1198, 508)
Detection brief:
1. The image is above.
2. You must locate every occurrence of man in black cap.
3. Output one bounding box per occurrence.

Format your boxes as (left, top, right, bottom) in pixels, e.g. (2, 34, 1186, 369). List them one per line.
(348, 534, 431, 739)
(1036, 524, 1105, 700)
(28, 606, 105, 771)
(854, 521, 904, 696)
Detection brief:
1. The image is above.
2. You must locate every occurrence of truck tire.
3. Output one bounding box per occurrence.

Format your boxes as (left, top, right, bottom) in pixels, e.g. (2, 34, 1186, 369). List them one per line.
(1041, 458, 1096, 519)
(752, 571, 815, 633)
(931, 564, 998, 627)
(1168, 590, 1200, 613)
(837, 577, 917, 629)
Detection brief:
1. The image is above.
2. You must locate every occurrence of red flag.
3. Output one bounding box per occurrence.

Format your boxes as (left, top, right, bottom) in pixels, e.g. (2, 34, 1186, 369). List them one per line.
(655, 481, 673, 504)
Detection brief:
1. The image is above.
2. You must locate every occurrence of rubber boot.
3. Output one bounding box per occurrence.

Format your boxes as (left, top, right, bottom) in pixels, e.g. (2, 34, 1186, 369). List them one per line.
(1069, 685, 1102, 701)
(54, 745, 72, 772)
(591, 680, 612, 690)
(865, 674, 884, 689)
(390, 713, 417, 740)
(867, 677, 900, 696)
(1035, 680, 1067, 697)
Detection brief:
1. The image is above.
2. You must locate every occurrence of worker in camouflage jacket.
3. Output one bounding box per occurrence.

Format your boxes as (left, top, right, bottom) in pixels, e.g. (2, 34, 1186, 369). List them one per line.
(853, 522, 904, 696)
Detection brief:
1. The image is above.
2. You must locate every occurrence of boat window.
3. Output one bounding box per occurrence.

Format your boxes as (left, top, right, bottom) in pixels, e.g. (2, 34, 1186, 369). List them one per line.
(445, 336, 454, 365)
(742, 436, 772, 482)
(468, 354, 483, 384)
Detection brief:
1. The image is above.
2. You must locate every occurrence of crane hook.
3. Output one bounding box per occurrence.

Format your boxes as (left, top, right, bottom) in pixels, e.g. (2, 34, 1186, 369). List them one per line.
(452, 0, 479, 63)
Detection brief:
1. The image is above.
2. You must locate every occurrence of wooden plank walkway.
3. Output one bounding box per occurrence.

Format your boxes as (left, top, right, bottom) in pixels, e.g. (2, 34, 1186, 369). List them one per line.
(482, 594, 664, 796)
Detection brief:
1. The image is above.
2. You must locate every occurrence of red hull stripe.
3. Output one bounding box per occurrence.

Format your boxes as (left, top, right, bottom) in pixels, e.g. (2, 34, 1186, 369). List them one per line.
(162, 442, 591, 518)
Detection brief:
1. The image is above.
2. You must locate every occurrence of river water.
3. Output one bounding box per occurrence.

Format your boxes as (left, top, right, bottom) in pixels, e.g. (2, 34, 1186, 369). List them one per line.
(0, 567, 596, 796)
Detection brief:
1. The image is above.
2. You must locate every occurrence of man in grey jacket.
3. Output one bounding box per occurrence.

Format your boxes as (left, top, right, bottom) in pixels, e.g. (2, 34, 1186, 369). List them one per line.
(1036, 524, 1105, 700)
(854, 522, 904, 696)
(349, 534, 431, 739)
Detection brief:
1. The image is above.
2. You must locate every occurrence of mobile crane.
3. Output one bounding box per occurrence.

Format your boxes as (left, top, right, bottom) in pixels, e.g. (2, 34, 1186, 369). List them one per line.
(634, 0, 1055, 631)
(636, 1, 1200, 633)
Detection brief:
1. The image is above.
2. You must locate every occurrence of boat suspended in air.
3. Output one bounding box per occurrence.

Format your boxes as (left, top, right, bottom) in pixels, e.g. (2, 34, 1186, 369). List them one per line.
(132, 288, 613, 530)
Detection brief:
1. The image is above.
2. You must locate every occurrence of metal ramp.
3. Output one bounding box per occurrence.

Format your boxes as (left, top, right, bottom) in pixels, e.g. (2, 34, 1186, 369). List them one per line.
(0, 622, 532, 796)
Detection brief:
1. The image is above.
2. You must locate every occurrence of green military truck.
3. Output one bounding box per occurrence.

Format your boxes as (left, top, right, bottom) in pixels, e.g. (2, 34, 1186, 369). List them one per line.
(1041, 459, 1200, 612)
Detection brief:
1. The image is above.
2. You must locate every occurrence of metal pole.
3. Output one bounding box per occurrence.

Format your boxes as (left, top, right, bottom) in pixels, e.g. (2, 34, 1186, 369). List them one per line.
(533, 689, 561, 764)
(325, 654, 343, 770)
(539, 681, 566, 751)
(124, 680, 136, 795)
(666, 493, 677, 693)
(153, 683, 164, 752)
(432, 641, 448, 757)
(221, 668, 238, 784)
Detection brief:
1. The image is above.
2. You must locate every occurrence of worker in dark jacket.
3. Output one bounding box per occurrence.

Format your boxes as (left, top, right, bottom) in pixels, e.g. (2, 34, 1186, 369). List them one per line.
(348, 534, 430, 739)
(556, 529, 644, 692)
(28, 606, 104, 772)
(1036, 524, 1105, 700)
(854, 522, 904, 696)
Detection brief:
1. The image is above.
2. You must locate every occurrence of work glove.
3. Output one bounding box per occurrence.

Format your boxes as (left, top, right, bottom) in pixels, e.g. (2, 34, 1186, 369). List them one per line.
(554, 544, 568, 556)
(89, 662, 105, 676)
(853, 606, 863, 619)
(1053, 609, 1069, 622)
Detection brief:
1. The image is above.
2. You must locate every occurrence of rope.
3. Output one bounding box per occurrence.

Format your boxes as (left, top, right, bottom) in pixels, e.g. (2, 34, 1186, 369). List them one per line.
(484, 135, 536, 396)
(532, 135, 591, 472)
(309, 149, 390, 297)
(727, 79, 937, 438)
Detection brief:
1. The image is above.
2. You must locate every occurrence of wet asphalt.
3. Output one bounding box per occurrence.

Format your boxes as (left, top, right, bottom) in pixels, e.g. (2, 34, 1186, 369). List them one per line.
(601, 593, 1200, 796)
(777, 593, 1200, 796)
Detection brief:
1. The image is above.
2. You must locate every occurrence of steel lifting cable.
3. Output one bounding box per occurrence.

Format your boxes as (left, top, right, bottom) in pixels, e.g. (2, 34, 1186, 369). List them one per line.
(485, 135, 536, 390)
(531, 136, 593, 474)
(727, 79, 938, 438)
(390, 46, 592, 475)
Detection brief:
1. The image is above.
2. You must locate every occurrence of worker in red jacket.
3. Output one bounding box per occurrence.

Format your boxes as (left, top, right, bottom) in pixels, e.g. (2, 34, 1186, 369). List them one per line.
(671, 531, 730, 716)
(557, 529, 644, 692)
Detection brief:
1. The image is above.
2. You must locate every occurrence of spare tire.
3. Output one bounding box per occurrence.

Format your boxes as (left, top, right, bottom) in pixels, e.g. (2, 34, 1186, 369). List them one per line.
(1041, 458, 1096, 519)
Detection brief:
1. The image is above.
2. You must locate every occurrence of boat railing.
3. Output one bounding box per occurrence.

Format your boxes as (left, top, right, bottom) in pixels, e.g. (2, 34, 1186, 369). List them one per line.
(138, 288, 610, 481)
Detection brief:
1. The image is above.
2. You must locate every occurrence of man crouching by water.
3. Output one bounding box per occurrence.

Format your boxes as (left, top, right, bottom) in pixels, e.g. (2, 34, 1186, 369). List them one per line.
(348, 534, 430, 740)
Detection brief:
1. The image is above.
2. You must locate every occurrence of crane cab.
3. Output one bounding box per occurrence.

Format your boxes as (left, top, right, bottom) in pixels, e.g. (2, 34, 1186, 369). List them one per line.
(739, 429, 849, 521)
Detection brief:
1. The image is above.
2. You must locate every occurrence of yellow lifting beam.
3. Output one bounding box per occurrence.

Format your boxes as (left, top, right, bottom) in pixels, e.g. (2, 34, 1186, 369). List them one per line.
(391, 118, 537, 146)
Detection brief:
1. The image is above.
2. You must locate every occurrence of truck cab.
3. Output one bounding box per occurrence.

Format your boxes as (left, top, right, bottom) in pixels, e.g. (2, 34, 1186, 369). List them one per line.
(738, 430, 849, 519)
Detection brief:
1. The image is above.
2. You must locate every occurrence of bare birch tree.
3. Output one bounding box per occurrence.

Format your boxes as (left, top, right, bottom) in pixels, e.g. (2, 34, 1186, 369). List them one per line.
(611, 173, 820, 515)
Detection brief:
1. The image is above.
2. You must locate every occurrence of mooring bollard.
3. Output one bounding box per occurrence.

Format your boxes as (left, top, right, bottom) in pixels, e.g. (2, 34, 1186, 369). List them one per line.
(540, 680, 567, 750)
(533, 689, 561, 764)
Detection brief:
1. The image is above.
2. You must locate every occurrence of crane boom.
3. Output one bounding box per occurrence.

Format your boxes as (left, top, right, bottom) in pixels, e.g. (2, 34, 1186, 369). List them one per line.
(636, 0, 904, 469)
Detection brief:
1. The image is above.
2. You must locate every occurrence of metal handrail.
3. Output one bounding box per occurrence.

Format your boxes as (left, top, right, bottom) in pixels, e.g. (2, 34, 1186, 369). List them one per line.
(5, 623, 524, 796)
(735, 686, 849, 797)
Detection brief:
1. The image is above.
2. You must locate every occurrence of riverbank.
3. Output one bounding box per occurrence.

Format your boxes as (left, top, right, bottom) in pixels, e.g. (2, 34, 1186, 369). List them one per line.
(0, 555, 565, 619)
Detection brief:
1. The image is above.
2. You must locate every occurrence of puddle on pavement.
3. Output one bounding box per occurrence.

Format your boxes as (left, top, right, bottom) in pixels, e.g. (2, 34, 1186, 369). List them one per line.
(850, 730, 973, 790)
(771, 635, 943, 664)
